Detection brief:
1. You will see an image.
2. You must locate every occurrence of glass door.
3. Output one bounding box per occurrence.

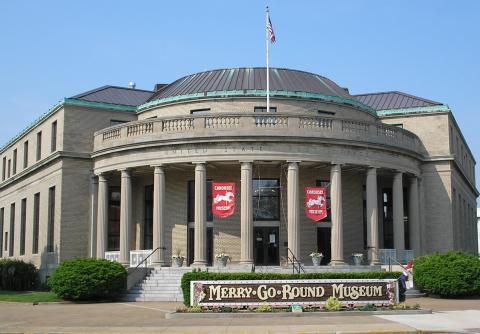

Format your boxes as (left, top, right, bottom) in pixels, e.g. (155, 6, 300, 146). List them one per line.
(254, 227, 279, 265)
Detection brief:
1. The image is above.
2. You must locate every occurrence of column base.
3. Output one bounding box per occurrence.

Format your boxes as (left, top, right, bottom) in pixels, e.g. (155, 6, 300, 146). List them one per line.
(151, 261, 167, 267)
(369, 260, 381, 266)
(191, 261, 207, 268)
(329, 260, 346, 266)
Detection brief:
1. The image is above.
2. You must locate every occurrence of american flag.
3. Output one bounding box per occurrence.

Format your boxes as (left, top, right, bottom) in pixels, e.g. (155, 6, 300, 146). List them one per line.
(267, 15, 276, 43)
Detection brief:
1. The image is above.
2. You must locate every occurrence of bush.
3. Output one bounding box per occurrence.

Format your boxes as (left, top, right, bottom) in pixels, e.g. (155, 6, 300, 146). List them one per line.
(325, 296, 342, 311)
(0, 259, 38, 290)
(48, 258, 127, 301)
(181, 271, 403, 306)
(414, 251, 480, 297)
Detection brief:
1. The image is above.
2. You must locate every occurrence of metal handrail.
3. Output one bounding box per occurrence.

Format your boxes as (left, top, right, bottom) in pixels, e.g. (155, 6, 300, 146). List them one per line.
(366, 246, 408, 271)
(127, 246, 166, 276)
(287, 248, 305, 274)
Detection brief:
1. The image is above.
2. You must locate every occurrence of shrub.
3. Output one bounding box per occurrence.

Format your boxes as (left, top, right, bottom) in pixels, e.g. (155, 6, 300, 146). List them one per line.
(181, 271, 403, 306)
(414, 251, 480, 297)
(256, 303, 273, 312)
(48, 258, 127, 301)
(0, 259, 38, 291)
(325, 297, 342, 311)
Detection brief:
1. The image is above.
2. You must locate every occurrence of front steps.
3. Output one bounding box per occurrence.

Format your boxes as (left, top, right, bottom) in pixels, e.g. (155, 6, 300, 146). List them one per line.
(123, 264, 384, 302)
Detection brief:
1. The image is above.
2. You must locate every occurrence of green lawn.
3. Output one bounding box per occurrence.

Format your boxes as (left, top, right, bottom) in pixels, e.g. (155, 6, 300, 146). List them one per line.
(0, 291, 62, 303)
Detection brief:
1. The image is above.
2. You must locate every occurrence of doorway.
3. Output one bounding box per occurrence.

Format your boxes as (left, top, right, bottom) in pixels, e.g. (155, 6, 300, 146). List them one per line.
(187, 227, 213, 266)
(254, 226, 279, 265)
(317, 227, 331, 265)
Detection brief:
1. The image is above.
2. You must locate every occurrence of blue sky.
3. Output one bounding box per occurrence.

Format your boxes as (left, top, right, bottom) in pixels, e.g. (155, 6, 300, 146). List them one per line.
(0, 1, 479, 199)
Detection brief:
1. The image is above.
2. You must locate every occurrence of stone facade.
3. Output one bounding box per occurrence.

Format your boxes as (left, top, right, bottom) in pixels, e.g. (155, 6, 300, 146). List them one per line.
(0, 68, 477, 275)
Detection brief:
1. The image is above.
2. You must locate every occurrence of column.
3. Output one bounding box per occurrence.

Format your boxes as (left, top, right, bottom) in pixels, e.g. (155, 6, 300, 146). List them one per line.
(330, 164, 345, 265)
(287, 162, 300, 260)
(393, 172, 405, 259)
(240, 161, 253, 264)
(408, 176, 421, 257)
(90, 175, 98, 258)
(366, 167, 380, 265)
(193, 162, 207, 266)
(96, 173, 108, 259)
(152, 165, 166, 266)
(119, 169, 133, 267)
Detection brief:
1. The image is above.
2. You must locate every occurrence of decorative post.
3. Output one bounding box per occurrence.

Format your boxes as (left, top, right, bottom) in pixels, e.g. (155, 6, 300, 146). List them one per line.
(330, 164, 345, 265)
(240, 161, 253, 265)
(152, 165, 166, 266)
(96, 173, 108, 259)
(366, 167, 380, 265)
(193, 162, 207, 266)
(119, 169, 132, 267)
(287, 161, 300, 260)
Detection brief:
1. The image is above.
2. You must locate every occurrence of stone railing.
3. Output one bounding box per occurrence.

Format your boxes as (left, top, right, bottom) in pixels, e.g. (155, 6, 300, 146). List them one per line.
(94, 113, 421, 154)
(104, 250, 153, 267)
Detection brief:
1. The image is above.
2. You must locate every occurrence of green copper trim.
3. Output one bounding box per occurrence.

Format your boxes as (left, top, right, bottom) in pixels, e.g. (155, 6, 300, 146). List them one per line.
(138, 90, 376, 115)
(64, 98, 137, 112)
(377, 105, 450, 116)
(1, 98, 136, 153)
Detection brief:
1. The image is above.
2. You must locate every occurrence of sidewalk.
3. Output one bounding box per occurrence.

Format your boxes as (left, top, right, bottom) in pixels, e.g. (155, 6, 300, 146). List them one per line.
(0, 297, 478, 333)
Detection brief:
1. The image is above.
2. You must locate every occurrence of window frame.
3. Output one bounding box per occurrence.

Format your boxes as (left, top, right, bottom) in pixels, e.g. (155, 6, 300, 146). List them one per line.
(253, 178, 280, 221)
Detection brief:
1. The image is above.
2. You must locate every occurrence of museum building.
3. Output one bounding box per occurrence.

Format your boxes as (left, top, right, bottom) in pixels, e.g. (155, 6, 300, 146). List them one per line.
(0, 68, 477, 276)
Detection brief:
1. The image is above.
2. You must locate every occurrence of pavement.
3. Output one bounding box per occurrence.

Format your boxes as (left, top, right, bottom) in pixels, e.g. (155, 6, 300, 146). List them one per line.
(0, 297, 478, 333)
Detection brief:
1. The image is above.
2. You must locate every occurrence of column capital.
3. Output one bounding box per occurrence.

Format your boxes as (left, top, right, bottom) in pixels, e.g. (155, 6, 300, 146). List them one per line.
(153, 165, 165, 174)
(192, 161, 207, 165)
(120, 168, 132, 178)
(97, 173, 108, 182)
(239, 160, 254, 164)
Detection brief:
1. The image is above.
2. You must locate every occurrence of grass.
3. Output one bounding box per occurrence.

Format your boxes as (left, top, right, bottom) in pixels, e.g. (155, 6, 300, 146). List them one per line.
(0, 290, 61, 303)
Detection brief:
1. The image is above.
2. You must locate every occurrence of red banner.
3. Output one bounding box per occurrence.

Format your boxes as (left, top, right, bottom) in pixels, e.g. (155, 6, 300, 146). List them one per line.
(305, 187, 327, 222)
(212, 182, 236, 218)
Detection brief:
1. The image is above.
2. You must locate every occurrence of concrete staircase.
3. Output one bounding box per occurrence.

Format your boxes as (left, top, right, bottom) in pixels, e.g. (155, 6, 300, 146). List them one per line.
(124, 267, 192, 302)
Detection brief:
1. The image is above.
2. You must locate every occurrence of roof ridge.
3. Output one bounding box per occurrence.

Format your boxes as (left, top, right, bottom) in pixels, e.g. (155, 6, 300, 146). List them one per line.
(70, 85, 112, 99)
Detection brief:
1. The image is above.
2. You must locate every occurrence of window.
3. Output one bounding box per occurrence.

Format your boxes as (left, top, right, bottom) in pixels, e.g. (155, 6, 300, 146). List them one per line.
(110, 120, 128, 127)
(187, 180, 213, 223)
(32, 193, 40, 254)
(315, 180, 331, 222)
(0, 208, 3, 258)
(36, 131, 42, 161)
(190, 108, 211, 115)
(47, 186, 55, 252)
(2, 157, 5, 181)
(108, 187, 120, 251)
(317, 110, 335, 116)
(20, 198, 26, 255)
(51, 121, 57, 152)
(23, 141, 28, 169)
(254, 106, 277, 113)
(9, 203, 15, 257)
(144, 185, 153, 249)
(253, 179, 280, 221)
(12, 149, 17, 175)
(4, 232, 7, 252)
(7, 159, 10, 178)
(391, 123, 404, 129)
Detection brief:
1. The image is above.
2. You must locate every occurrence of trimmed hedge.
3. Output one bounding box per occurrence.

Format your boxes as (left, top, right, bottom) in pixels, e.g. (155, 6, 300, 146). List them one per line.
(48, 258, 127, 301)
(0, 259, 38, 291)
(181, 271, 403, 306)
(414, 251, 480, 297)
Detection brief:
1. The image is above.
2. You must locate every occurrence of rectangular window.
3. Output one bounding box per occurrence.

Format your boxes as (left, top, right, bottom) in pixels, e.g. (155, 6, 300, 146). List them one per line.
(2, 157, 5, 181)
(391, 123, 404, 129)
(47, 186, 55, 252)
(187, 180, 213, 223)
(4, 232, 7, 252)
(51, 121, 57, 152)
(9, 203, 15, 257)
(254, 106, 277, 113)
(36, 131, 42, 161)
(0, 208, 4, 258)
(110, 120, 128, 127)
(32, 193, 40, 254)
(20, 198, 26, 255)
(144, 185, 153, 249)
(317, 110, 335, 116)
(23, 141, 29, 169)
(253, 179, 280, 221)
(7, 159, 11, 178)
(108, 187, 120, 251)
(190, 108, 211, 115)
(12, 149, 17, 175)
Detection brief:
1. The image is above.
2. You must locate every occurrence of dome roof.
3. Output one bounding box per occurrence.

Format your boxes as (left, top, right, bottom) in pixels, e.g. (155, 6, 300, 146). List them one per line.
(148, 68, 352, 102)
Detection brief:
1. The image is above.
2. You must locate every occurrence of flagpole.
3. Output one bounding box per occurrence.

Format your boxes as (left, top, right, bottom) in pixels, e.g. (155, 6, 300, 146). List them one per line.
(266, 6, 270, 113)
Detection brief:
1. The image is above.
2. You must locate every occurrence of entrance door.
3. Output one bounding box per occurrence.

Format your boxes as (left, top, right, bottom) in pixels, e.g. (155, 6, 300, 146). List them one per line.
(254, 227, 279, 265)
(317, 227, 331, 265)
(187, 227, 213, 266)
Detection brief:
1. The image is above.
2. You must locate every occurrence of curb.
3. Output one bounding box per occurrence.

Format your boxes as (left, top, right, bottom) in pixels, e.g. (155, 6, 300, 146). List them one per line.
(165, 308, 432, 319)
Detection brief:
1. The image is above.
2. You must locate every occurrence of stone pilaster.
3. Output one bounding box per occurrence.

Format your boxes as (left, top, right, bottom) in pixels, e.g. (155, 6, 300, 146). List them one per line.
(193, 162, 207, 266)
(96, 173, 108, 259)
(119, 169, 132, 267)
(330, 164, 345, 265)
(152, 165, 166, 266)
(287, 161, 300, 260)
(393, 172, 405, 257)
(409, 176, 421, 256)
(366, 167, 380, 265)
(240, 161, 253, 264)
